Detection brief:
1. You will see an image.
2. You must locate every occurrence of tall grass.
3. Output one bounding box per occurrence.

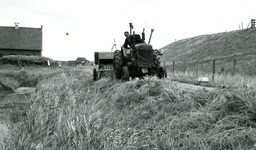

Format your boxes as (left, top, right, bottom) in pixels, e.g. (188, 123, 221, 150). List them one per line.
(168, 69, 256, 89)
(2, 66, 256, 149)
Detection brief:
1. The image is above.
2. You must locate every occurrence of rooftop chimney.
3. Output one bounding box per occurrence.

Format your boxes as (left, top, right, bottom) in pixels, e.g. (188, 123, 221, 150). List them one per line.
(14, 22, 19, 29)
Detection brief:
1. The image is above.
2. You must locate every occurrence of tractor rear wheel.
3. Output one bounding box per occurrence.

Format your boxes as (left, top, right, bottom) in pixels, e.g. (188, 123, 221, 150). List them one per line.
(158, 67, 167, 79)
(113, 50, 123, 79)
(93, 68, 97, 81)
(122, 66, 129, 81)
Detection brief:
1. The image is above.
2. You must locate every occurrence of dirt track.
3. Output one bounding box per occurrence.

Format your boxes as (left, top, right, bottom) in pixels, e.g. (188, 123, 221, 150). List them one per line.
(0, 87, 35, 149)
(175, 82, 216, 92)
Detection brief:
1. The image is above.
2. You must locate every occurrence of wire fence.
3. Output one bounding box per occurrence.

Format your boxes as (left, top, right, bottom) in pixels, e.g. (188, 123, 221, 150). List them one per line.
(163, 52, 256, 80)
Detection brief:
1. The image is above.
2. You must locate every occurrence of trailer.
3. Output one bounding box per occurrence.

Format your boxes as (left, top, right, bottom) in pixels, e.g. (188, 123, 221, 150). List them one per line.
(93, 52, 114, 81)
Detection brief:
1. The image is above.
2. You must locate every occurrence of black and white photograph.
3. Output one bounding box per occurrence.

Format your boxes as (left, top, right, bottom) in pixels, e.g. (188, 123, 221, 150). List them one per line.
(1, 0, 256, 149)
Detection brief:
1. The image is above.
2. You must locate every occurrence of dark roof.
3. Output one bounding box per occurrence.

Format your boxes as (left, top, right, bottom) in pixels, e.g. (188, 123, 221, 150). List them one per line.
(0, 26, 42, 50)
(76, 57, 87, 61)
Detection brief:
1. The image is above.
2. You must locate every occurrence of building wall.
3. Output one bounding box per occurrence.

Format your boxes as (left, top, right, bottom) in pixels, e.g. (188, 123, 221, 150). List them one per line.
(0, 49, 41, 57)
(0, 26, 42, 50)
(0, 25, 43, 58)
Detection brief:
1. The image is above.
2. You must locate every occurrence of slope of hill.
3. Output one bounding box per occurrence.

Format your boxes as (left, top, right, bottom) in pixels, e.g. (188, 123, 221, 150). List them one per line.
(160, 27, 256, 74)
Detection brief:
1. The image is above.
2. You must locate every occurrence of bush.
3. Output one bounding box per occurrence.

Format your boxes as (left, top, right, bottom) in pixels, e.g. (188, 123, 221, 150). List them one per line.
(2, 55, 53, 66)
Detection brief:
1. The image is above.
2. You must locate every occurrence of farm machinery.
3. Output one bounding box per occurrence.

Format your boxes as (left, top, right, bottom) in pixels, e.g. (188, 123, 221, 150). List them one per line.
(93, 52, 114, 80)
(113, 23, 167, 81)
(93, 23, 167, 81)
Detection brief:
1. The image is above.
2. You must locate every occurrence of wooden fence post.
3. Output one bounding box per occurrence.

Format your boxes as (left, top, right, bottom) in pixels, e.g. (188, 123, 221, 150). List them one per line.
(183, 61, 186, 75)
(253, 58, 255, 75)
(233, 59, 236, 76)
(173, 61, 175, 75)
(196, 60, 198, 77)
(212, 59, 216, 81)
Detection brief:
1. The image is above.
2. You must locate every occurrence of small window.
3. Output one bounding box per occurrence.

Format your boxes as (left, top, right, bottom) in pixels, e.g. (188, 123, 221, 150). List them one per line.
(9, 53, 16, 55)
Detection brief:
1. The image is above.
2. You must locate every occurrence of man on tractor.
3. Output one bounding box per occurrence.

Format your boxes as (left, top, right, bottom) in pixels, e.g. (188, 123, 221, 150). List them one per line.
(121, 31, 132, 57)
(123, 31, 131, 48)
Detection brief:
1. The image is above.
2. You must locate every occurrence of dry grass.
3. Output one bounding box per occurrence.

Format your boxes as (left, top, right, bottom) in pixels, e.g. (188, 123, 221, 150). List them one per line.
(1, 65, 256, 149)
(168, 69, 256, 89)
(161, 27, 256, 76)
(162, 27, 256, 66)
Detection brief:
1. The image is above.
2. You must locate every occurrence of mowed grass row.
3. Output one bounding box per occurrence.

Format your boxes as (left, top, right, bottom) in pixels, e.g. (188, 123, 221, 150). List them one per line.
(3, 67, 256, 149)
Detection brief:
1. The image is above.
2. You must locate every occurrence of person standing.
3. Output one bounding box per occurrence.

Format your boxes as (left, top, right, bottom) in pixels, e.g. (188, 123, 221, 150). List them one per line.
(47, 60, 50, 67)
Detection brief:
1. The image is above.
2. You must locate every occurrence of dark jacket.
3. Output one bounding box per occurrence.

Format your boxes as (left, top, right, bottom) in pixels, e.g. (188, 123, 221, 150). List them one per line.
(123, 36, 132, 48)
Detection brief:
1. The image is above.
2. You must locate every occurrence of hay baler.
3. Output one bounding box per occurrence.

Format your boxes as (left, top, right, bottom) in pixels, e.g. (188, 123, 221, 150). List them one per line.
(93, 52, 114, 80)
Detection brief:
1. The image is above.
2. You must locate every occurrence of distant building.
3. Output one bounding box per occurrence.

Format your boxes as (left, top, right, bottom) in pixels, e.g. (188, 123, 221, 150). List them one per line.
(76, 57, 89, 65)
(0, 23, 42, 58)
(67, 61, 76, 66)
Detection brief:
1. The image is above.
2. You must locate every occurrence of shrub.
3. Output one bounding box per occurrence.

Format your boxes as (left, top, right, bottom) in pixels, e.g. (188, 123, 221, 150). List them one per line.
(2, 55, 53, 66)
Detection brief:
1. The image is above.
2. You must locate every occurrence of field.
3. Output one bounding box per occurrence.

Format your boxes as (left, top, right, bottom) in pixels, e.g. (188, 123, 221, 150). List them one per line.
(1, 65, 256, 150)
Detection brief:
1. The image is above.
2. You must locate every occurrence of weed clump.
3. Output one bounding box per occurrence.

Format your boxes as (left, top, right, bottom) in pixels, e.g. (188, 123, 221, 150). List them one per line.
(0, 77, 19, 91)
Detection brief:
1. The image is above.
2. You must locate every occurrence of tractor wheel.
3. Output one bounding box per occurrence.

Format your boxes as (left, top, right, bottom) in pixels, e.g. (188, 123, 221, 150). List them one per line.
(113, 50, 123, 79)
(158, 67, 167, 79)
(93, 68, 97, 81)
(122, 66, 129, 81)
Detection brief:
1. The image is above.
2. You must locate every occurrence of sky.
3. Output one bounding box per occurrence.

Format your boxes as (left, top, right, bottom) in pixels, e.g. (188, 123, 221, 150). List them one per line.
(0, 0, 255, 61)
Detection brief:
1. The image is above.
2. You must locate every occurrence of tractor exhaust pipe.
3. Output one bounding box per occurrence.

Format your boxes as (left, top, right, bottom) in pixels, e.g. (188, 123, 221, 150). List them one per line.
(148, 28, 154, 44)
(129, 23, 133, 35)
(142, 28, 145, 42)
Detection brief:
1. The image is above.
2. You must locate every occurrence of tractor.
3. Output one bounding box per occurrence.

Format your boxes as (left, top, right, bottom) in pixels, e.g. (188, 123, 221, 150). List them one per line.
(113, 23, 167, 81)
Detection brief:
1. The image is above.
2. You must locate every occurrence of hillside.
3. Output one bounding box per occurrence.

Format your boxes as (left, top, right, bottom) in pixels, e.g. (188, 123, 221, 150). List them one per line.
(160, 27, 256, 74)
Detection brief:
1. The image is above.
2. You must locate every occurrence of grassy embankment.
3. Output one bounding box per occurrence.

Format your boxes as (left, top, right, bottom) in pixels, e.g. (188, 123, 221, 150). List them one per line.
(161, 27, 256, 75)
(160, 27, 256, 89)
(1, 65, 256, 149)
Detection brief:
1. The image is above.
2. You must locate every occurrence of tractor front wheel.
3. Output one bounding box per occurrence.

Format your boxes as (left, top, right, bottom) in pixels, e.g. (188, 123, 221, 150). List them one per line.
(158, 67, 167, 79)
(93, 68, 97, 81)
(113, 50, 123, 79)
(122, 66, 129, 81)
